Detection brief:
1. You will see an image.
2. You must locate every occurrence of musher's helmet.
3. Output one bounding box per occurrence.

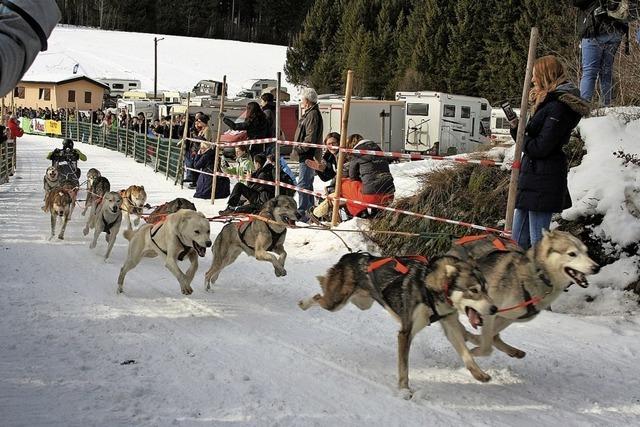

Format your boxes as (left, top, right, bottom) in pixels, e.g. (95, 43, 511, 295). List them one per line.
(62, 138, 74, 151)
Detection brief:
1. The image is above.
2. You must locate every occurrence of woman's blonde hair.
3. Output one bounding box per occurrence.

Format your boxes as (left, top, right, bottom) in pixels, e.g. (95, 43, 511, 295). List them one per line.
(529, 55, 567, 113)
(346, 133, 364, 149)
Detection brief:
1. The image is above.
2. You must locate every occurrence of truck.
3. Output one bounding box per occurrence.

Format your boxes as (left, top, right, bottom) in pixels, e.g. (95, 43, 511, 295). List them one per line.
(192, 80, 227, 97)
(396, 91, 492, 155)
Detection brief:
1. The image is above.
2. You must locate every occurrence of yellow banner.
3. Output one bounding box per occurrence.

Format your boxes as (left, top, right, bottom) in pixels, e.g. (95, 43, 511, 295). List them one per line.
(45, 120, 62, 135)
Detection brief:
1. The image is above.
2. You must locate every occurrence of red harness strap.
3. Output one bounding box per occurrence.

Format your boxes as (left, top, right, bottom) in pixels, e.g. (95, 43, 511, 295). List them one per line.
(367, 255, 428, 274)
(497, 295, 544, 313)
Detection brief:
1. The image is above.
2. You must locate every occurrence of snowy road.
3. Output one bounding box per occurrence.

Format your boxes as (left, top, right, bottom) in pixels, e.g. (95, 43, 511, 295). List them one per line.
(1, 136, 639, 426)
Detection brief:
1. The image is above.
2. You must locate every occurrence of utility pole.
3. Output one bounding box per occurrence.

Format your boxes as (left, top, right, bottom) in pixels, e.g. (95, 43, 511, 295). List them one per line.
(99, 0, 104, 28)
(154, 37, 164, 100)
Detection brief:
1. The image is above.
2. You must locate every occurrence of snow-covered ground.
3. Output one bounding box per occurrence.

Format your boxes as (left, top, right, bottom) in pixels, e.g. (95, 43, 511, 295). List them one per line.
(1, 135, 640, 426)
(26, 25, 294, 97)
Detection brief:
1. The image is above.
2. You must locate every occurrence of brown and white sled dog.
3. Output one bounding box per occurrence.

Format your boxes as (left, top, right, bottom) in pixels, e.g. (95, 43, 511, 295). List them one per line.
(117, 209, 212, 295)
(298, 253, 497, 396)
(448, 230, 599, 359)
(119, 185, 148, 229)
(82, 168, 102, 215)
(204, 196, 297, 291)
(43, 166, 60, 201)
(83, 176, 111, 231)
(86, 191, 123, 260)
(43, 187, 73, 240)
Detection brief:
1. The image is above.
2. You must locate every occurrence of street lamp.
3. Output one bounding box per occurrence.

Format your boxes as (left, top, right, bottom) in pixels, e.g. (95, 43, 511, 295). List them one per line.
(154, 37, 165, 100)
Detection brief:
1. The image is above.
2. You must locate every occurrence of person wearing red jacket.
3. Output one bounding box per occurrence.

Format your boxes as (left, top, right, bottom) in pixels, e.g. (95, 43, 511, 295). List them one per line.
(6, 115, 23, 139)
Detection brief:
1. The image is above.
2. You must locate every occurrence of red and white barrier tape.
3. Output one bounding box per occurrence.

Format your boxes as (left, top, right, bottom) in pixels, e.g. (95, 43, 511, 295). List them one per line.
(339, 147, 503, 167)
(183, 167, 508, 235)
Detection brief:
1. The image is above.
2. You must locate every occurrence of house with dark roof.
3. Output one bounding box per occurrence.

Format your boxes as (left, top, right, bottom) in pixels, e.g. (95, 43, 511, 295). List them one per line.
(12, 75, 109, 111)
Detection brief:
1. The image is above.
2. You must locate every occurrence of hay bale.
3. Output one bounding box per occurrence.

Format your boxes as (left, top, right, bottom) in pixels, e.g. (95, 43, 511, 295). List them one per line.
(368, 164, 509, 257)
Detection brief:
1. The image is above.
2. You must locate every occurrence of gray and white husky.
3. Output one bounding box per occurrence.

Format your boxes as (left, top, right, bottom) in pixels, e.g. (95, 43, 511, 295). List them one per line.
(449, 229, 599, 359)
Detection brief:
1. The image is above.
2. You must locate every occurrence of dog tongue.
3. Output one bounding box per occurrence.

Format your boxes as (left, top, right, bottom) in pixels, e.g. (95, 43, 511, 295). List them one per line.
(468, 308, 481, 330)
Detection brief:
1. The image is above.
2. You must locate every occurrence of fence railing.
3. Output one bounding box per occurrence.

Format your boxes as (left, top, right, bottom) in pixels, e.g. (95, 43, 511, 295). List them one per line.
(0, 139, 16, 184)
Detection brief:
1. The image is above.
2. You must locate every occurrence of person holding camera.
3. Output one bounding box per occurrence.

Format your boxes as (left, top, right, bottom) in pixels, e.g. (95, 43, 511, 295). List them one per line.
(573, 0, 630, 106)
(509, 56, 590, 249)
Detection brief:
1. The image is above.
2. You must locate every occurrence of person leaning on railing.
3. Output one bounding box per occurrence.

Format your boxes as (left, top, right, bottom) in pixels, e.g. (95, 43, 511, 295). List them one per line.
(221, 101, 271, 159)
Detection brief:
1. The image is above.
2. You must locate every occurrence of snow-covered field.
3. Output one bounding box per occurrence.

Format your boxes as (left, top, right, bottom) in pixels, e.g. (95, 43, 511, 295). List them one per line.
(1, 135, 640, 426)
(26, 25, 293, 97)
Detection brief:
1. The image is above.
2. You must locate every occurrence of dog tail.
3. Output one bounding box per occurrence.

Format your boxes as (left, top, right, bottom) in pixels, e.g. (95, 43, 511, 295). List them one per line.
(123, 228, 135, 241)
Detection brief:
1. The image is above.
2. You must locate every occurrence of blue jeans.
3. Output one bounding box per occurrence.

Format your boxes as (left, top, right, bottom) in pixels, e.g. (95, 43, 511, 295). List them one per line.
(512, 209, 553, 250)
(297, 161, 316, 214)
(580, 34, 622, 106)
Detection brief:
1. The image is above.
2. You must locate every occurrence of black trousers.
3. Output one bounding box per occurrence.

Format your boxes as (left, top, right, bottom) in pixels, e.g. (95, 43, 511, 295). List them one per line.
(228, 183, 261, 207)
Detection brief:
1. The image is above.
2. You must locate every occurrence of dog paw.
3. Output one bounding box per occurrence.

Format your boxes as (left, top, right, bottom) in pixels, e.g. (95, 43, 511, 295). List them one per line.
(82, 228, 89, 236)
(57, 235, 64, 240)
(116, 287, 123, 294)
(471, 369, 491, 383)
(297, 300, 309, 310)
(89, 242, 96, 249)
(275, 268, 287, 277)
(397, 388, 413, 400)
(508, 349, 526, 359)
(182, 286, 194, 295)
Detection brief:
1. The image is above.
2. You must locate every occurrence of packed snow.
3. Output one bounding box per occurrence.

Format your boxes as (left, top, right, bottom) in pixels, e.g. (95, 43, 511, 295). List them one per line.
(1, 133, 640, 426)
(25, 25, 294, 98)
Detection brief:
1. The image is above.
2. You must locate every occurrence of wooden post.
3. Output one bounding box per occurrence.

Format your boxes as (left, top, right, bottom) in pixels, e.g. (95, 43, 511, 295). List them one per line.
(275, 72, 281, 196)
(65, 108, 70, 138)
(123, 116, 129, 156)
(89, 116, 94, 145)
(143, 129, 148, 166)
(154, 135, 161, 172)
(331, 70, 355, 226)
(210, 76, 226, 204)
(166, 112, 174, 178)
(174, 94, 190, 184)
(505, 27, 539, 233)
(75, 102, 80, 143)
(133, 132, 137, 161)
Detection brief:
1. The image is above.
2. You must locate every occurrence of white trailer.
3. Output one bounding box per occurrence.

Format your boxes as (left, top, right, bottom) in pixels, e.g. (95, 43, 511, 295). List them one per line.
(490, 107, 520, 143)
(98, 78, 141, 98)
(237, 79, 278, 99)
(116, 99, 158, 121)
(317, 98, 405, 153)
(396, 91, 492, 155)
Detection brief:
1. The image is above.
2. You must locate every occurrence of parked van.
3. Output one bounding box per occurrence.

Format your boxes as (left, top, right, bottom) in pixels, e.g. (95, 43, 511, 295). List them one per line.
(236, 79, 278, 99)
(396, 91, 492, 155)
(99, 78, 141, 98)
(192, 80, 227, 97)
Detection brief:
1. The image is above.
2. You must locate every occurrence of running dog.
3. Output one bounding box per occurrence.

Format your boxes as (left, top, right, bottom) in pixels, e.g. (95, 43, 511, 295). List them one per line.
(204, 196, 297, 291)
(82, 168, 102, 215)
(145, 198, 196, 225)
(448, 230, 599, 359)
(83, 176, 111, 233)
(298, 253, 497, 395)
(43, 187, 73, 240)
(120, 185, 148, 229)
(87, 191, 123, 260)
(117, 209, 212, 295)
(42, 166, 60, 208)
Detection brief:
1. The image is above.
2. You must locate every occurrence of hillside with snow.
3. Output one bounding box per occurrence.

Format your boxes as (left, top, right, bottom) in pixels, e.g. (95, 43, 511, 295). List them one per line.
(25, 25, 294, 97)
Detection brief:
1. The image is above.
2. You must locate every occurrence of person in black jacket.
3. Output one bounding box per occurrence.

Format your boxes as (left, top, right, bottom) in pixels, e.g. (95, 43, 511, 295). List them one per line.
(218, 154, 275, 215)
(573, 0, 629, 106)
(222, 102, 271, 158)
(192, 140, 230, 200)
(306, 132, 340, 194)
(509, 55, 590, 249)
(260, 92, 276, 138)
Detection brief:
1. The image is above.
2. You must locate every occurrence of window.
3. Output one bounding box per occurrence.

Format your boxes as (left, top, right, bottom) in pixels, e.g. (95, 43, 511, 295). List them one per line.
(14, 87, 25, 99)
(443, 105, 456, 117)
(481, 103, 488, 111)
(128, 82, 138, 87)
(84, 91, 92, 103)
(495, 117, 510, 130)
(39, 88, 51, 101)
(407, 103, 429, 116)
(461, 106, 471, 119)
(68, 90, 76, 102)
(112, 83, 124, 89)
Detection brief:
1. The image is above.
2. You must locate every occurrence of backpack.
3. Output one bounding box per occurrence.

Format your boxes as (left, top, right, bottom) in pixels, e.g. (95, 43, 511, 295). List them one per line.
(600, 0, 640, 23)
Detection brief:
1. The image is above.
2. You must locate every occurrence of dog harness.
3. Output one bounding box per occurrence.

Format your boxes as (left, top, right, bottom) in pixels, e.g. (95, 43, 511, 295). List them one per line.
(102, 214, 119, 235)
(366, 255, 448, 324)
(150, 222, 192, 261)
(235, 219, 286, 252)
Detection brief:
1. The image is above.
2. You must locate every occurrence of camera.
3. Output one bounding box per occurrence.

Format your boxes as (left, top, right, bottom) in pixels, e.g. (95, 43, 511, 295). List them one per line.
(500, 102, 518, 122)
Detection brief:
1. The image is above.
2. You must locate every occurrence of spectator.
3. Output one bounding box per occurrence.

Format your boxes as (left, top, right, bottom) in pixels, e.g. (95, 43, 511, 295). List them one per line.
(192, 139, 230, 201)
(509, 55, 590, 249)
(218, 153, 274, 215)
(222, 101, 271, 158)
(291, 87, 323, 221)
(0, 0, 61, 97)
(6, 115, 24, 140)
(187, 114, 212, 189)
(573, 0, 629, 106)
(223, 145, 254, 179)
(260, 92, 276, 138)
(267, 152, 297, 197)
(311, 134, 395, 222)
(306, 132, 340, 194)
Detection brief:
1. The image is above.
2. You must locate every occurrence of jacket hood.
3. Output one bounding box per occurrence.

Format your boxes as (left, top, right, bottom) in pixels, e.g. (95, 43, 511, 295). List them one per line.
(552, 82, 591, 118)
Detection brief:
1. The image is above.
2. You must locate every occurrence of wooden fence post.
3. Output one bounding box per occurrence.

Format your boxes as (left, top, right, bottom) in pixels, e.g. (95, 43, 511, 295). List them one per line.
(154, 135, 161, 172)
(505, 27, 539, 233)
(175, 94, 190, 185)
(211, 76, 226, 204)
(275, 72, 282, 196)
(331, 70, 355, 226)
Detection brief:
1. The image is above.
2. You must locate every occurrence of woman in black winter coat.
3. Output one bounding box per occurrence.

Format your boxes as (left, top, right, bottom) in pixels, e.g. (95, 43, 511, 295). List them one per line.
(510, 55, 590, 249)
(222, 101, 271, 158)
(192, 142, 230, 200)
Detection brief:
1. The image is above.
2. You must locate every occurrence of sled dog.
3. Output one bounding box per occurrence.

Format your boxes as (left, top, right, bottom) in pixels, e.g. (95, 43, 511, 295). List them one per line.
(298, 253, 497, 395)
(83, 176, 111, 230)
(117, 209, 211, 295)
(448, 230, 599, 359)
(82, 168, 102, 215)
(43, 166, 60, 200)
(204, 196, 297, 291)
(43, 186, 73, 240)
(87, 191, 123, 260)
(145, 198, 196, 225)
(120, 185, 148, 229)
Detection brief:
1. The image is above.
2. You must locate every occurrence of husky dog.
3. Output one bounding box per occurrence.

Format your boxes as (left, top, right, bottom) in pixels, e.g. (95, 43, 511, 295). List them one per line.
(298, 253, 497, 395)
(449, 230, 599, 359)
(204, 196, 297, 291)
(83, 176, 111, 234)
(43, 166, 60, 208)
(82, 168, 102, 215)
(87, 191, 123, 260)
(117, 209, 212, 295)
(145, 198, 196, 225)
(120, 185, 148, 229)
(43, 187, 73, 240)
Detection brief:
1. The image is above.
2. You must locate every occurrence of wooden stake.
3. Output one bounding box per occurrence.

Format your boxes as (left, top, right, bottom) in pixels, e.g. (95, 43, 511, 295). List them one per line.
(331, 70, 354, 226)
(210, 75, 226, 204)
(505, 27, 539, 232)
(154, 135, 161, 172)
(123, 116, 128, 155)
(75, 101, 80, 143)
(275, 72, 281, 196)
(175, 93, 190, 185)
